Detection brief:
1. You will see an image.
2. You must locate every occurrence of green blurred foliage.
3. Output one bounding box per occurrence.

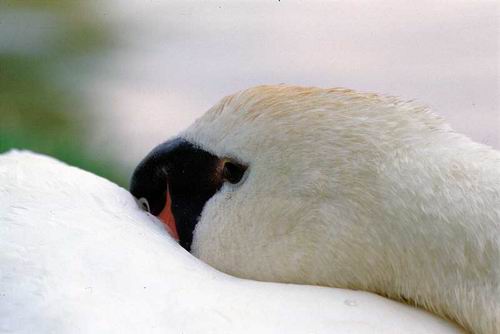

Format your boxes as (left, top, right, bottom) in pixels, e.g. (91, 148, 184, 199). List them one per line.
(0, 0, 128, 186)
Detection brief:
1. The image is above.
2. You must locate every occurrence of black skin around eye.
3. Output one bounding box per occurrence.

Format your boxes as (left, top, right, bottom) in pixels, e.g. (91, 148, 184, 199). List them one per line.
(223, 161, 247, 184)
(130, 138, 249, 251)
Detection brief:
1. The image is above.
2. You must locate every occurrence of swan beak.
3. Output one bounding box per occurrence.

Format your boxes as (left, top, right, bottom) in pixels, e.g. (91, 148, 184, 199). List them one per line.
(130, 138, 223, 251)
(158, 185, 179, 241)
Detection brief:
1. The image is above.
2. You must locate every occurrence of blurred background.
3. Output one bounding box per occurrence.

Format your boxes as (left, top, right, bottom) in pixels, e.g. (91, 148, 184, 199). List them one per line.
(1, 0, 499, 187)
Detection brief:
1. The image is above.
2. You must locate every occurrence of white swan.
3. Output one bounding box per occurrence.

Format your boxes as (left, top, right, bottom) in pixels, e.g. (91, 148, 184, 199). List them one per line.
(0, 150, 462, 333)
(131, 85, 500, 333)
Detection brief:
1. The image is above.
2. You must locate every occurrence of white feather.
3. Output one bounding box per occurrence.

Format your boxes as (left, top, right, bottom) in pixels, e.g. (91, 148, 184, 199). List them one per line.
(180, 85, 500, 333)
(0, 150, 462, 333)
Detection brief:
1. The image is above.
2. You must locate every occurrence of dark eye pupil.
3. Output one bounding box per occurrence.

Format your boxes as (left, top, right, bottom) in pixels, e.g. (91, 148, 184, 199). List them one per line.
(223, 161, 246, 184)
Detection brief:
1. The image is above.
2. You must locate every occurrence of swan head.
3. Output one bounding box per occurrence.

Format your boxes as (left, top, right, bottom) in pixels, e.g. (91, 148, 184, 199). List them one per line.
(130, 84, 448, 284)
(131, 85, 500, 333)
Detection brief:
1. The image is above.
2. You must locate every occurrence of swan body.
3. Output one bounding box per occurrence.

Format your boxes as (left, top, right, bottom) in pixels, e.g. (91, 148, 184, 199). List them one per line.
(0, 150, 463, 333)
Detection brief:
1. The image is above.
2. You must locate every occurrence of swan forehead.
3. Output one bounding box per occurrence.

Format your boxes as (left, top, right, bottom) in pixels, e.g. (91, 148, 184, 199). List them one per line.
(180, 85, 445, 163)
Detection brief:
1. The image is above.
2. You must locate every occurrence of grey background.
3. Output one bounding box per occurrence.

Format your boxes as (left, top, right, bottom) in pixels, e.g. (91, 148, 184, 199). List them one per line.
(87, 1, 499, 167)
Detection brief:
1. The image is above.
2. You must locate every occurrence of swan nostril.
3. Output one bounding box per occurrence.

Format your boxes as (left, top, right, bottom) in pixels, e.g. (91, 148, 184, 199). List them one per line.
(138, 197, 151, 213)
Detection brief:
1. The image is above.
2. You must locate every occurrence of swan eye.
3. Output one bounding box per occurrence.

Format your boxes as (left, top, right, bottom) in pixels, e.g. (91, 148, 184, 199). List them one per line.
(138, 197, 150, 212)
(222, 161, 247, 184)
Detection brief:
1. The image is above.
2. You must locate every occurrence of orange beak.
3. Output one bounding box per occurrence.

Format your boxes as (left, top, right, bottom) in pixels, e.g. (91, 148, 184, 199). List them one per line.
(158, 186, 179, 241)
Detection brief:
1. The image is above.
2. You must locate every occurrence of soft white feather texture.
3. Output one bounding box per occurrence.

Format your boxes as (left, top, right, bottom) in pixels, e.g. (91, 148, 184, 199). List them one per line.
(0, 150, 463, 333)
(180, 85, 500, 334)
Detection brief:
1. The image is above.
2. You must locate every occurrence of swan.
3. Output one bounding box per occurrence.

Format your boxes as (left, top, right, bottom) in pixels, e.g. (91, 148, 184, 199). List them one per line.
(0, 150, 463, 333)
(131, 85, 500, 334)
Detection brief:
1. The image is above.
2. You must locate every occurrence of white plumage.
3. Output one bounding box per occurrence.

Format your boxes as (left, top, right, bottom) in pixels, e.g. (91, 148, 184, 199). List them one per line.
(178, 85, 500, 333)
(0, 150, 462, 333)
